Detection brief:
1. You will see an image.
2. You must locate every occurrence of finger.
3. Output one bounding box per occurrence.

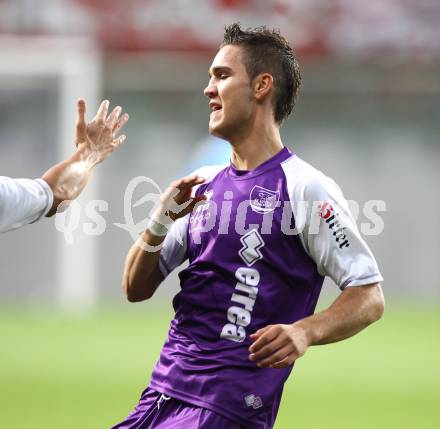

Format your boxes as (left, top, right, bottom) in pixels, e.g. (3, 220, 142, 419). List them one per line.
(169, 195, 207, 220)
(94, 99, 110, 126)
(191, 195, 208, 207)
(193, 195, 207, 203)
(111, 134, 126, 148)
(173, 175, 205, 190)
(271, 354, 296, 369)
(249, 335, 286, 362)
(178, 173, 199, 185)
(113, 113, 129, 134)
(180, 177, 206, 189)
(168, 199, 192, 219)
(181, 197, 205, 215)
(106, 105, 122, 129)
(164, 178, 205, 211)
(249, 326, 280, 353)
(75, 98, 87, 144)
(255, 345, 293, 368)
(250, 325, 272, 340)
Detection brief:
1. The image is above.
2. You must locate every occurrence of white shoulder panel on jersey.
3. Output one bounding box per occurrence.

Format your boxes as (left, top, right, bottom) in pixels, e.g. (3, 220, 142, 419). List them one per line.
(159, 163, 228, 277)
(0, 177, 53, 234)
(281, 155, 383, 290)
(190, 163, 229, 196)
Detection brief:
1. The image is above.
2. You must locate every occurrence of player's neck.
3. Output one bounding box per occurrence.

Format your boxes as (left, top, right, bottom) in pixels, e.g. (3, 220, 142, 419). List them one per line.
(229, 124, 283, 171)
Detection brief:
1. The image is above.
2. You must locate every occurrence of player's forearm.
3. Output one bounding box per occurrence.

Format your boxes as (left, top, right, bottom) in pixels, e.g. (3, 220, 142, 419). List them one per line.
(123, 230, 165, 302)
(41, 145, 96, 216)
(295, 283, 385, 346)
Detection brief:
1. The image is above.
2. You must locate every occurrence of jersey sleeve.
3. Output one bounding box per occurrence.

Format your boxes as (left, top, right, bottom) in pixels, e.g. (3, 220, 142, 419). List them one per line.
(0, 177, 54, 234)
(292, 174, 383, 290)
(158, 213, 190, 277)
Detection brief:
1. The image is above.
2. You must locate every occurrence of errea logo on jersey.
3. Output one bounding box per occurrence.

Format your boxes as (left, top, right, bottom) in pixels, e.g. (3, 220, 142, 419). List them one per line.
(220, 266, 261, 343)
(220, 230, 265, 343)
(239, 229, 265, 266)
(318, 203, 350, 249)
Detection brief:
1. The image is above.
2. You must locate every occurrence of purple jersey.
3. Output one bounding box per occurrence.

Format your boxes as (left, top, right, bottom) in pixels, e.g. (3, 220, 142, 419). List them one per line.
(151, 147, 382, 428)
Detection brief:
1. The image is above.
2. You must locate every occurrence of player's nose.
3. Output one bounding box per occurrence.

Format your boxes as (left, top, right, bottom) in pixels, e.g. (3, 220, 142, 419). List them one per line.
(204, 81, 217, 98)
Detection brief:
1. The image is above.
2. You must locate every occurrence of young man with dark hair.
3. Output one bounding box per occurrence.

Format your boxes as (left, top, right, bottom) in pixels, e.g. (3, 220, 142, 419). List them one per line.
(114, 23, 384, 429)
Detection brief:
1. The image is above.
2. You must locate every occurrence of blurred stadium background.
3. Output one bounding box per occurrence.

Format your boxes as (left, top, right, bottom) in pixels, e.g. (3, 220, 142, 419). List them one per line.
(0, 1, 439, 428)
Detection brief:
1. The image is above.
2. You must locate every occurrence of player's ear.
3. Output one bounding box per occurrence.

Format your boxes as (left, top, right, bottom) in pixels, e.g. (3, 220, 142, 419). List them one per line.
(253, 73, 273, 101)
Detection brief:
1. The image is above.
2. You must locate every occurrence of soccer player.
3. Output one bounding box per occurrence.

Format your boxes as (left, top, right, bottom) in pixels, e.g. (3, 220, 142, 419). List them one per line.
(0, 99, 128, 233)
(115, 23, 384, 429)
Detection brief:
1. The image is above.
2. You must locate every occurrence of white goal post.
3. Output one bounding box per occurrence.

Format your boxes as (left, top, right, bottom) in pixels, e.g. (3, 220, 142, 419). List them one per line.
(0, 35, 102, 311)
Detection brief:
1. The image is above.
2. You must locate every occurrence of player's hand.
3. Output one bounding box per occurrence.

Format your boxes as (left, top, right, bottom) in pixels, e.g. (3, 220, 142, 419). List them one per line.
(74, 98, 129, 165)
(152, 174, 207, 226)
(248, 323, 310, 369)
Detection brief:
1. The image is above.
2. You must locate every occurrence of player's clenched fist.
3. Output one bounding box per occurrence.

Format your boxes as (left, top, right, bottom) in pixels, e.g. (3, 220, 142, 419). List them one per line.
(148, 174, 206, 236)
(248, 323, 311, 369)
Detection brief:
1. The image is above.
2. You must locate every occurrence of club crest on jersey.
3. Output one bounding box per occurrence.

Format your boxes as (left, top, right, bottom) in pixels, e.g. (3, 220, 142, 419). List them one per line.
(249, 186, 280, 214)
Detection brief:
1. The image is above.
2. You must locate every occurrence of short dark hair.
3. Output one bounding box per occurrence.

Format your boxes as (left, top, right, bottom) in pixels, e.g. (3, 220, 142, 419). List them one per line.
(221, 23, 301, 124)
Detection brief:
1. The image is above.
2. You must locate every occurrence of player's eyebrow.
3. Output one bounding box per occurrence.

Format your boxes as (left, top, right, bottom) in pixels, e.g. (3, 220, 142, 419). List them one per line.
(208, 66, 233, 77)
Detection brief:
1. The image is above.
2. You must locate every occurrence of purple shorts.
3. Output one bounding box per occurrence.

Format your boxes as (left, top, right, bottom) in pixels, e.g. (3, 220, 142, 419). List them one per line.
(110, 387, 243, 429)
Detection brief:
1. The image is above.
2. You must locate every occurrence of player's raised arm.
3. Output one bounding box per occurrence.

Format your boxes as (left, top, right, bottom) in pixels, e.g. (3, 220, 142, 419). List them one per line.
(0, 99, 128, 233)
(42, 99, 129, 216)
(122, 174, 206, 302)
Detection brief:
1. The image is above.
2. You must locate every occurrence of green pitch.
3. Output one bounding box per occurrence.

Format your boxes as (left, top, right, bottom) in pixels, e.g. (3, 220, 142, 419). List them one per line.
(0, 305, 439, 429)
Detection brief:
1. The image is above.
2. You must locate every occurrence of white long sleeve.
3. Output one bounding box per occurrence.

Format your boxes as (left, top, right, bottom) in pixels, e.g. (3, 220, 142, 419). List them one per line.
(0, 176, 54, 233)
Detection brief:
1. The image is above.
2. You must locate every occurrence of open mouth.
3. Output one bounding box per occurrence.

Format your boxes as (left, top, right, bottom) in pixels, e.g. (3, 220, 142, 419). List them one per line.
(210, 102, 222, 113)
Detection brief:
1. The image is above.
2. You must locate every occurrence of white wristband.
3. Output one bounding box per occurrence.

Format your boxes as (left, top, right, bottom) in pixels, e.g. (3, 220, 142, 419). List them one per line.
(147, 217, 171, 237)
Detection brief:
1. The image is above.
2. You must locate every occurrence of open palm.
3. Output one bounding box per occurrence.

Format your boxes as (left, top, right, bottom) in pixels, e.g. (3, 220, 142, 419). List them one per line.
(74, 99, 129, 165)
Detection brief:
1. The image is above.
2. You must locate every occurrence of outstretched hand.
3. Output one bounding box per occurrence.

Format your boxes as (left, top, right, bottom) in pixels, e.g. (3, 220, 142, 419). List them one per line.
(75, 98, 129, 166)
